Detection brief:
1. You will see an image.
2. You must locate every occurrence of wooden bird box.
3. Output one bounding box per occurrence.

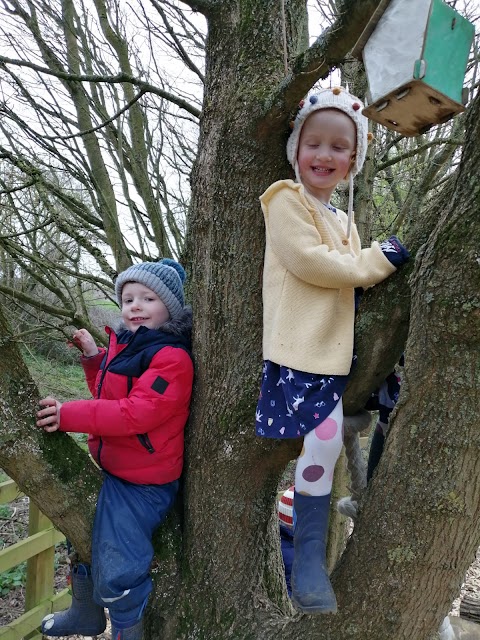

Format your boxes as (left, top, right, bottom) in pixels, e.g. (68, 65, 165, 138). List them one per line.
(352, 0, 475, 136)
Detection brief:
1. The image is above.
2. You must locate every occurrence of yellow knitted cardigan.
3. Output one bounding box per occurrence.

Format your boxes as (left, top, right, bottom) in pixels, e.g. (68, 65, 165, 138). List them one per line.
(261, 180, 396, 375)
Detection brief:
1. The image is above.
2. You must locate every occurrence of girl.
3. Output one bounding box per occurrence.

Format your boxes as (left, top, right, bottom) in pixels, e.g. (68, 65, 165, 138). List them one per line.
(256, 87, 409, 614)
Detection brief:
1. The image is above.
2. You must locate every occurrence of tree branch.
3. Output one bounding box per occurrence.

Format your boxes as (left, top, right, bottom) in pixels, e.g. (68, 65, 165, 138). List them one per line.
(258, 0, 391, 136)
(149, 0, 205, 83)
(177, 0, 214, 15)
(377, 139, 462, 173)
(0, 55, 201, 118)
(0, 283, 74, 318)
(43, 89, 147, 141)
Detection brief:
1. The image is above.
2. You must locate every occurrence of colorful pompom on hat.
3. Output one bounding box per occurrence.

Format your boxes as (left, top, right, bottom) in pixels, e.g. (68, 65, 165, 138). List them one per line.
(278, 486, 295, 529)
(115, 258, 186, 320)
(287, 87, 370, 238)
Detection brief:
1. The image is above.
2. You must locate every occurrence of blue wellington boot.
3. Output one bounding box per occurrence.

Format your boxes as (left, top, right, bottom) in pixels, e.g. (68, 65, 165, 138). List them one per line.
(291, 491, 337, 614)
(111, 618, 144, 640)
(367, 428, 386, 483)
(41, 563, 106, 636)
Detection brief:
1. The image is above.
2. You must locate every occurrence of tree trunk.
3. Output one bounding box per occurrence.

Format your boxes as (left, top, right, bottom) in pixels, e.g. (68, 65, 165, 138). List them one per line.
(0, 312, 101, 561)
(2, 1, 479, 639)
(150, 0, 479, 637)
(332, 88, 480, 638)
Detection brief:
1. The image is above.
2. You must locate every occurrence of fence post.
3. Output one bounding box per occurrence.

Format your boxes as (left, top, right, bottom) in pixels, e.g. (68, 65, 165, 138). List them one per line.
(23, 502, 55, 640)
(0, 480, 70, 640)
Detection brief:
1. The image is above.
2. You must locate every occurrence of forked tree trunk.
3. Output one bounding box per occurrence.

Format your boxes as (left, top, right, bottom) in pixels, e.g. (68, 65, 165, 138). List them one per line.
(150, 0, 479, 635)
(1, 1, 479, 639)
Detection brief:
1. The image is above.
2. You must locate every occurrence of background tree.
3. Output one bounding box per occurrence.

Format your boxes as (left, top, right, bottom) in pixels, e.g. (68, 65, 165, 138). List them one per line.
(0, 0, 203, 345)
(0, 1, 479, 639)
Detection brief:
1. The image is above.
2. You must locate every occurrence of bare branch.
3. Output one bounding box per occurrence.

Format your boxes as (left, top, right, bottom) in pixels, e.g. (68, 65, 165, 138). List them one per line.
(0, 54, 201, 118)
(43, 88, 147, 141)
(258, 0, 390, 136)
(377, 139, 462, 173)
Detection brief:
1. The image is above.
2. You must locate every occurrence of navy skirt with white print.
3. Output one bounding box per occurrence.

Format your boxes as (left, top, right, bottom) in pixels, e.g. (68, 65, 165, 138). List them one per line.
(255, 360, 354, 439)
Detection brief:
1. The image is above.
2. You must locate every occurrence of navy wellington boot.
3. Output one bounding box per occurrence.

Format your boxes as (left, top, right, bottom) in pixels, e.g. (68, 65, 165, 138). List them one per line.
(291, 491, 337, 614)
(41, 562, 106, 636)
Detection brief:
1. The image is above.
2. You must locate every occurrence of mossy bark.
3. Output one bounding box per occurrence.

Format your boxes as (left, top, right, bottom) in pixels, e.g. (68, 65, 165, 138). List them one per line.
(2, 1, 479, 639)
(151, 0, 480, 637)
(0, 314, 101, 561)
(331, 89, 480, 639)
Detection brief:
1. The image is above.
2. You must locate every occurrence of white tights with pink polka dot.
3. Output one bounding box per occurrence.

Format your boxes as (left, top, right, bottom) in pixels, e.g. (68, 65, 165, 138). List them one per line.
(294, 399, 344, 496)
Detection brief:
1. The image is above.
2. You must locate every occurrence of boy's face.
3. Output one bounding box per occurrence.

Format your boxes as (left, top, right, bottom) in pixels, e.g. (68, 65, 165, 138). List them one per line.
(121, 282, 170, 332)
(297, 109, 356, 203)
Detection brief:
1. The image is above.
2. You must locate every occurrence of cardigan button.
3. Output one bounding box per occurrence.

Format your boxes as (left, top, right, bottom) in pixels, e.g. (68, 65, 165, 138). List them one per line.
(342, 239, 349, 245)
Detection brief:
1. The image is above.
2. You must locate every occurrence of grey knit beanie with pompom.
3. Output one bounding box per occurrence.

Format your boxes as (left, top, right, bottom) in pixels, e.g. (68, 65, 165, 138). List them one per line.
(115, 258, 186, 321)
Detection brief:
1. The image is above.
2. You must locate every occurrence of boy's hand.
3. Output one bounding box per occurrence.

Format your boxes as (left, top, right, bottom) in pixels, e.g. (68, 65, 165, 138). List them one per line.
(72, 329, 98, 357)
(36, 397, 62, 432)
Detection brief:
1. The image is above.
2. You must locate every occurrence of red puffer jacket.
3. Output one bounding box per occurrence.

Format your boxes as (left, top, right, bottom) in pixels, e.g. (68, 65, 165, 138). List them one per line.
(59, 323, 194, 485)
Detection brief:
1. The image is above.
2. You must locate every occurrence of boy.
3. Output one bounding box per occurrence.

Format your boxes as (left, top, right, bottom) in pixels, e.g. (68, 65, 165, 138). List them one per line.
(36, 258, 194, 640)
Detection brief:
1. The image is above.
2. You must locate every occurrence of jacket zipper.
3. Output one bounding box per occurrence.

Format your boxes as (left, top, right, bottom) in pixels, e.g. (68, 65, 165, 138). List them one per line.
(125, 375, 155, 454)
(95, 331, 142, 467)
(124, 375, 155, 454)
(137, 433, 155, 454)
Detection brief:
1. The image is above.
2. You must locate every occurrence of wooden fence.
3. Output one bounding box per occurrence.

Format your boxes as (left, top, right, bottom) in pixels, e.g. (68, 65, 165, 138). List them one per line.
(0, 480, 71, 640)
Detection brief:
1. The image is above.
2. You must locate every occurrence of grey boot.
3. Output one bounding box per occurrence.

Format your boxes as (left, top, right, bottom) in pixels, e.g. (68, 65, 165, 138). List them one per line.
(41, 562, 106, 636)
(111, 618, 144, 640)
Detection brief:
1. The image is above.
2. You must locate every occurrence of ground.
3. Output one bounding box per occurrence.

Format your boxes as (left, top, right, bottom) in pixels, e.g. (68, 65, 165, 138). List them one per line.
(1, 494, 480, 639)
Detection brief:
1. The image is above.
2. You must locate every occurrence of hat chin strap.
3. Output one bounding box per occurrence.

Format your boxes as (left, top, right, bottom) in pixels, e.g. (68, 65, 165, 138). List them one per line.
(346, 172, 354, 239)
(294, 161, 301, 184)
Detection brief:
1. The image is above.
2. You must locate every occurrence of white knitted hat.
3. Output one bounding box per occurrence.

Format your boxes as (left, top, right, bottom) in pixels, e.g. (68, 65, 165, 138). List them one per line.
(287, 87, 369, 177)
(287, 87, 370, 238)
(278, 486, 295, 528)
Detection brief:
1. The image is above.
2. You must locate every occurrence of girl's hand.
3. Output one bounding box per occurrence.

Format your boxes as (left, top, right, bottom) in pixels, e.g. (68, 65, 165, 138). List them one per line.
(380, 236, 410, 267)
(72, 329, 98, 357)
(36, 397, 62, 432)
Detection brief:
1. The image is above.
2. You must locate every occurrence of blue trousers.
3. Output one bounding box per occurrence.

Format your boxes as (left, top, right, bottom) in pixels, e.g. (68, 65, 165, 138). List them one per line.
(91, 472, 178, 629)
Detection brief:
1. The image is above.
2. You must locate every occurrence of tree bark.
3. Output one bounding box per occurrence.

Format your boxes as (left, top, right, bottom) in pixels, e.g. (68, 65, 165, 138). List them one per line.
(2, 1, 479, 639)
(332, 88, 480, 639)
(0, 311, 101, 561)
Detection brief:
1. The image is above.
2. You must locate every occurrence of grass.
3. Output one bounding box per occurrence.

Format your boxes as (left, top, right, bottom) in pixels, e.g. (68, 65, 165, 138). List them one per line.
(20, 349, 91, 449)
(23, 349, 90, 403)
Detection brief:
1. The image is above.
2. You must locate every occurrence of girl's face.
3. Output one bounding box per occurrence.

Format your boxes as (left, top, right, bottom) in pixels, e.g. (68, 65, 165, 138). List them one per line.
(121, 282, 170, 332)
(297, 109, 356, 203)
